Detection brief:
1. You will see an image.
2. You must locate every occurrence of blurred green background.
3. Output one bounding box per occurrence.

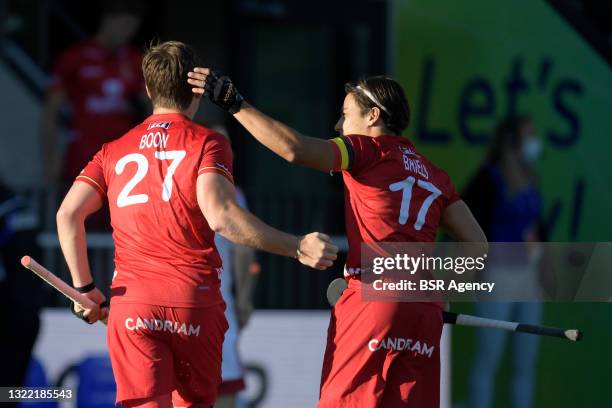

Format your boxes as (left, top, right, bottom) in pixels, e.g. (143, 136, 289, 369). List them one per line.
(393, 0, 611, 405)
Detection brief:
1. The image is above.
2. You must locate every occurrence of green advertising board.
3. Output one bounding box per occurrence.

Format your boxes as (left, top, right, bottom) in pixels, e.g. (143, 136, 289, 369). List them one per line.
(393, 0, 611, 242)
(392, 0, 612, 406)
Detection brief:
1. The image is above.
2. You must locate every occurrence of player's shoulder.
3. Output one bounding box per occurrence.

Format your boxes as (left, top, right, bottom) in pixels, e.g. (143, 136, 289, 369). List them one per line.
(182, 121, 226, 141)
(417, 152, 454, 188)
(337, 134, 380, 155)
(199, 126, 231, 148)
(186, 120, 212, 134)
(396, 137, 453, 179)
(176, 122, 231, 154)
(372, 134, 419, 158)
(345, 133, 404, 150)
(341, 133, 375, 145)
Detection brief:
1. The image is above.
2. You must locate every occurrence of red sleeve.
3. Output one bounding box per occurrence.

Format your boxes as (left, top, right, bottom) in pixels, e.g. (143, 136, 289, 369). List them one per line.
(198, 132, 234, 183)
(328, 134, 377, 175)
(75, 145, 107, 198)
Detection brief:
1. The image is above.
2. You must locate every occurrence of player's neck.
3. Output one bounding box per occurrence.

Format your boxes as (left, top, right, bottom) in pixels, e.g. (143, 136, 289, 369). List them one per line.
(152, 106, 190, 118)
(366, 126, 389, 138)
(151, 97, 199, 119)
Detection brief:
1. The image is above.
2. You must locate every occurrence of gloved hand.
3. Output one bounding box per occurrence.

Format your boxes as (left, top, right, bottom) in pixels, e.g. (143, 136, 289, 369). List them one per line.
(187, 68, 245, 114)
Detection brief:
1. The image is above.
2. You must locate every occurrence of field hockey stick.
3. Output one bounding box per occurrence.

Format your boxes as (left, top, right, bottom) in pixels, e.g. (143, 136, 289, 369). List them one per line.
(21, 255, 108, 325)
(326, 278, 582, 342)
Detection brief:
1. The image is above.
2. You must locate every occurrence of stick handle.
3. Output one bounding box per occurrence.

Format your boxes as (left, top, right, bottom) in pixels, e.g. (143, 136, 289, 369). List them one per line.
(22, 256, 109, 325)
(21, 255, 110, 326)
(443, 311, 582, 342)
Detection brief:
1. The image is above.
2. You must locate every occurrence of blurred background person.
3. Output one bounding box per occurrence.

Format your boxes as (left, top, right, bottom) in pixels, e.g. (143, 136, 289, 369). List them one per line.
(213, 124, 261, 408)
(0, 180, 43, 405)
(40, 0, 146, 229)
(459, 116, 544, 408)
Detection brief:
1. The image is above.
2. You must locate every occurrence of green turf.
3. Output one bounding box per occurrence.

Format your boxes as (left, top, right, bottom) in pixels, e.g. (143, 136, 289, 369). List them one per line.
(451, 303, 611, 407)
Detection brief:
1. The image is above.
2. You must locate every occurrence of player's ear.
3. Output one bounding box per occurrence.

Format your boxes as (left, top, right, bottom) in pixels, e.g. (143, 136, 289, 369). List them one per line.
(367, 106, 381, 126)
(145, 85, 151, 100)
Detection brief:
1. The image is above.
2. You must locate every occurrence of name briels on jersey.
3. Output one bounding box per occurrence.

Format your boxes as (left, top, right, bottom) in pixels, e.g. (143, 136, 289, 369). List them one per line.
(399, 146, 429, 179)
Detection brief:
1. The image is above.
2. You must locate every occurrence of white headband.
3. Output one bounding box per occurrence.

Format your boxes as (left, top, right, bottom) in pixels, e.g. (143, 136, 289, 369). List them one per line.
(356, 85, 389, 115)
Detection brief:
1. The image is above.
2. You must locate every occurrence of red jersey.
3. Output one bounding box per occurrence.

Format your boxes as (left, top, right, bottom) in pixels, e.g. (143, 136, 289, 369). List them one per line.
(330, 134, 460, 270)
(77, 113, 234, 307)
(50, 40, 143, 179)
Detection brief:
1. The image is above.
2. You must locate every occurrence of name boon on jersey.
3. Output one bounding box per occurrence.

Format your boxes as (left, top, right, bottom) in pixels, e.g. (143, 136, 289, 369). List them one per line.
(402, 154, 429, 179)
(125, 317, 200, 337)
(140, 131, 169, 149)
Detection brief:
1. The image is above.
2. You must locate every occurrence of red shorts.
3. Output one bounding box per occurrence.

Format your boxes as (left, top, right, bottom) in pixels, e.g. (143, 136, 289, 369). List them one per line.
(318, 284, 443, 408)
(107, 302, 228, 406)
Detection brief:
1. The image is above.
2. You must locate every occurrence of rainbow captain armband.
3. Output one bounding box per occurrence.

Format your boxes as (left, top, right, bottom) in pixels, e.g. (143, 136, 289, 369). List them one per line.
(330, 136, 354, 171)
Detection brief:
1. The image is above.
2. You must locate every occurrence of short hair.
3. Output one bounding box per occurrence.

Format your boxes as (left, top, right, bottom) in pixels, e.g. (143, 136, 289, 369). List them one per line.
(345, 76, 411, 135)
(142, 41, 201, 111)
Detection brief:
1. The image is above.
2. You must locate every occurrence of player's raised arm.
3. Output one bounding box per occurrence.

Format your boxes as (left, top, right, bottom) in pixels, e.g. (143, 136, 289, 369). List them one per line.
(197, 173, 338, 270)
(235, 103, 336, 172)
(187, 68, 335, 172)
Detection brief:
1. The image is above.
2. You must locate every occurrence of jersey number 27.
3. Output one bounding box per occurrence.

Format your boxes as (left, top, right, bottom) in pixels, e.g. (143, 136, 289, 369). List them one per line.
(115, 151, 186, 207)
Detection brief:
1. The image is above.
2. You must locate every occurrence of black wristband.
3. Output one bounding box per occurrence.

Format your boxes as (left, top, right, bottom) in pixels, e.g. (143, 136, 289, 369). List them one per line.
(75, 282, 96, 293)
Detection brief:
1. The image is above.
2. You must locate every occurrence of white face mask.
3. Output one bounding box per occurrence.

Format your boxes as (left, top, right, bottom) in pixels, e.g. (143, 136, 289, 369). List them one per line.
(521, 138, 542, 163)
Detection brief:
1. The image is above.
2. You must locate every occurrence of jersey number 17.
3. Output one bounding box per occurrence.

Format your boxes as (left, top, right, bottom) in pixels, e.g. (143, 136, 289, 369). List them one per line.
(389, 176, 441, 231)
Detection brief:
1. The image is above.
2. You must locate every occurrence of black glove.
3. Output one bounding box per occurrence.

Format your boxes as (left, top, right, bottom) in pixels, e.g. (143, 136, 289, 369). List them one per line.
(204, 71, 245, 114)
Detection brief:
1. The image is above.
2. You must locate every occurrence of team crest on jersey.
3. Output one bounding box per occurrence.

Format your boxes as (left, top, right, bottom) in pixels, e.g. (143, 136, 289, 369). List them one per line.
(399, 146, 419, 158)
(147, 121, 171, 130)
